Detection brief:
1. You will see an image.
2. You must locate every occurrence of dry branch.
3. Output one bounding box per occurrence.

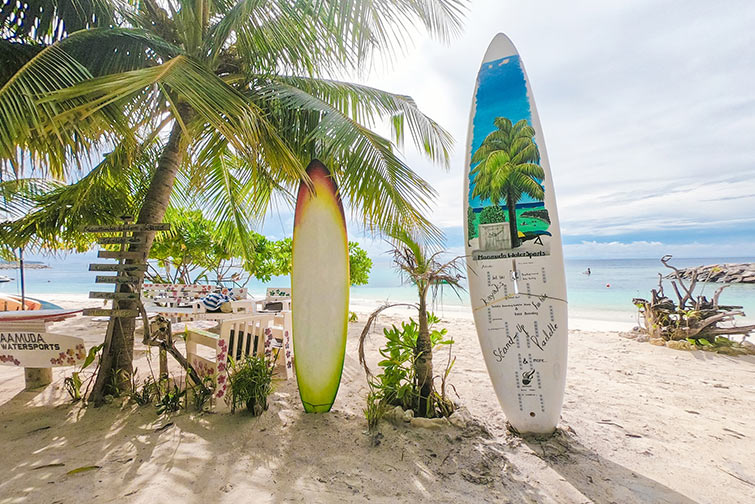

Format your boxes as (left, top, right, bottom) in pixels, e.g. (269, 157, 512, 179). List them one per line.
(635, 256, 755, 345)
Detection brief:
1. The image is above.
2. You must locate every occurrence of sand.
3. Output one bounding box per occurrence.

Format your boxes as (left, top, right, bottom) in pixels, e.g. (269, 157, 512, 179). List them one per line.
(1, 295, 754, 503)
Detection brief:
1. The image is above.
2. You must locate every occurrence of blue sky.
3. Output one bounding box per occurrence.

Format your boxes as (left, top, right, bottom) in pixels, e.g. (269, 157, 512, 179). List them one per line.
(313, 0, 755, 260)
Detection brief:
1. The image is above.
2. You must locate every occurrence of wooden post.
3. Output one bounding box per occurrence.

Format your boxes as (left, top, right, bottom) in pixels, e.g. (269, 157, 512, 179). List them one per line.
(25, 367, 52, 389)
(159, 348, 168, 380)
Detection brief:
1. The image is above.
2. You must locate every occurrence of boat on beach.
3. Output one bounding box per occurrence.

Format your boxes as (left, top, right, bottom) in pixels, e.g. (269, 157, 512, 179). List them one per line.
(0, 294, 42, 311)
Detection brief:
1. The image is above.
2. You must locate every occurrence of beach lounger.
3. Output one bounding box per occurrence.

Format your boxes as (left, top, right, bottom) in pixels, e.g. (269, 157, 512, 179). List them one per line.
(149, 298, 256, 323)
(142, 283, 248, 308)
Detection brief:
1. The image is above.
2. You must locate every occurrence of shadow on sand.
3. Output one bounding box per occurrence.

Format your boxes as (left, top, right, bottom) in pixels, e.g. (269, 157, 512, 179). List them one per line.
(523, 429, 700, 504)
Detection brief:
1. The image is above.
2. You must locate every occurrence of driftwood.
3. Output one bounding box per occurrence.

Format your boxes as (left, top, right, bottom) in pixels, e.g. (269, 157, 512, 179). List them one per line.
(667, 262, 755, 283)
(633, 255, 755, 342)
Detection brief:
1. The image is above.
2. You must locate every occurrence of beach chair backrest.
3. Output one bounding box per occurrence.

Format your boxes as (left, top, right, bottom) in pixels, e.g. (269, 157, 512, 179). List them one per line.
(220, 314, 277, 362)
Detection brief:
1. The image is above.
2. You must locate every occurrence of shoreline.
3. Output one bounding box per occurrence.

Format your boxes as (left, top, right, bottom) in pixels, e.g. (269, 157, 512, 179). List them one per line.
(17, 292, 751, 331)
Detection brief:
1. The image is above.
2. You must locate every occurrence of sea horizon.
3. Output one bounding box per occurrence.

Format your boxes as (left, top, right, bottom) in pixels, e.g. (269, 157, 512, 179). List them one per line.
(2, 253, 754, 326)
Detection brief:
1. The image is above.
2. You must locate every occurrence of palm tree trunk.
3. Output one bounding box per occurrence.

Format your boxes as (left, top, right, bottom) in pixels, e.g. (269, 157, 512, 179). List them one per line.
(506, 194, 520, 248)
(415, 288, 433, 416)
(91, 104, 193, 405)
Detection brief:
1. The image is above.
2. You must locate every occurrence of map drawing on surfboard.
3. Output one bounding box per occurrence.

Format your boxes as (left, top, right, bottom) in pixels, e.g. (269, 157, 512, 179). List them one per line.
(464, 33, 568, 434)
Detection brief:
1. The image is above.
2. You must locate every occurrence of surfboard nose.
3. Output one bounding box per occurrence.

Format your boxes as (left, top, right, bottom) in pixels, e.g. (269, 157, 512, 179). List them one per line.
(483, 32, 518, 61)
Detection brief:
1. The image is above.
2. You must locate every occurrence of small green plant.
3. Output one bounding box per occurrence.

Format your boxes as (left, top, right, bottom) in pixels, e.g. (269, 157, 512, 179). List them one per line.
(367, 314, 455, 419)
(64, 343, 103, 402)
(156, 382, 185, 414)
(64, 373, 83, 402)
(130, 376, 158, 406)
(108, 368, 130, 398)
(190, 376, 216, 411)
(227, 355, 274, 415)
(364, 386, 388, 432)
(349, 311, 358, 323)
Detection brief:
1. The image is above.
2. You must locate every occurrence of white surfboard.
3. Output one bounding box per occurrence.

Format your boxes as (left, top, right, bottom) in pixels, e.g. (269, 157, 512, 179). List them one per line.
(463, 33, 568, 434)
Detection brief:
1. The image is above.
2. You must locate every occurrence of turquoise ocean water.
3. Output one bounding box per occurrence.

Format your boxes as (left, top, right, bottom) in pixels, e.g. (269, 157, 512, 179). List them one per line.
(2, 253, 754, 325)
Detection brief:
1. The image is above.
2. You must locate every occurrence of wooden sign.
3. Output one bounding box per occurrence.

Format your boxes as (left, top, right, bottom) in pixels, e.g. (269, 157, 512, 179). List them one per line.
(0, 331, 86, 368)
(96, 236, 145, 245)
(85, 223, 170, 233)
(82, 308, 139, 317)
(89, 263, 147, 272)
(94, 275, 141, 284)
(89, 291, 139, 300)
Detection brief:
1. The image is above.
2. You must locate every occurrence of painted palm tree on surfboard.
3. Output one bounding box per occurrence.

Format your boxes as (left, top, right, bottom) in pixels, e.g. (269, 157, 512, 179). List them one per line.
(470, 117, 544, 249)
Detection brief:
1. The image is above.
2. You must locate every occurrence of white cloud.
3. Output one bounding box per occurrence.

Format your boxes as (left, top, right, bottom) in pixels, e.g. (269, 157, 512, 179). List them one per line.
(342, 0, 755, 257)
(565, 240, 755, 259)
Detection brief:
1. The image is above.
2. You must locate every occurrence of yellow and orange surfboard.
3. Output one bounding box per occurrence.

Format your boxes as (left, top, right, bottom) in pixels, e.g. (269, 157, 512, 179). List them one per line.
(292, 160, 349, 412)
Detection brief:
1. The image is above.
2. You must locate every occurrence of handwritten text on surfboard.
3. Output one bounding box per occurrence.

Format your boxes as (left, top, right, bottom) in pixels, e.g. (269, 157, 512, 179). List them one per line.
(492, 322, 557, 362)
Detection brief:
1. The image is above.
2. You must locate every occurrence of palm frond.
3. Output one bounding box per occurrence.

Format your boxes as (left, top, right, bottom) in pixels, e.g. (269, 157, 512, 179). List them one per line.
(1, 0, 119, 43)
(43, 54, 304, 182)
(0, 177, 57, 220)
(174, 147, 272, 266)
(205, 0, 342, 74)
(0, 40, 44, 84)
(258, 79, 442, 242)
(61, 27, 183, 76)
(0, 139, 158, 253)
(266, 76, 453, 166)
(309, 0, 468, 65)
(0, 40, 133, 178)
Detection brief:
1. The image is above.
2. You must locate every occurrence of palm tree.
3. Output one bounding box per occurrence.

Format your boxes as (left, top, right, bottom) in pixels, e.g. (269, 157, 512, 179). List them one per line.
(358, 230, 463, 416)
(390, 230, 463, 414)
(0, 0, 467, 401)
(470, 117, 544, 248)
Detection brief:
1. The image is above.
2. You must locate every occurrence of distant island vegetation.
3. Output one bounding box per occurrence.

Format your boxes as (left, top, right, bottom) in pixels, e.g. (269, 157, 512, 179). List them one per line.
(0, 260, 49, 269)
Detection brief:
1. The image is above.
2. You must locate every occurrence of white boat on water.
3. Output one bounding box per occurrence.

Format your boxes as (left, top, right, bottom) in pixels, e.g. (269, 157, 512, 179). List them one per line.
(0, 275, 11, 283)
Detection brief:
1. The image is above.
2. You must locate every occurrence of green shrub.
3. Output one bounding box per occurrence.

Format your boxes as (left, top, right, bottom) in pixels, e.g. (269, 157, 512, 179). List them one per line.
(479, 205, 505, 224)
(368, 314, 455, 419)
(190, 376, 216, 411)
(228, 356, 274, 415)
(156, 382, 185, 414)
(64, 344, 103, 403)
(64, 373, 83, 402)
(364, 386, 388, 432)
(130, 376, 158, 406)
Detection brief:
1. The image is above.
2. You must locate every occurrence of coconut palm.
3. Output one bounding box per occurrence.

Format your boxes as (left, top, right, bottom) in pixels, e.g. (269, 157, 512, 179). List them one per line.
(358, 229, 463, 416)
(0, 0, 467, 400)
(470, 117, 544, 248)
(390, 230, 463, 414)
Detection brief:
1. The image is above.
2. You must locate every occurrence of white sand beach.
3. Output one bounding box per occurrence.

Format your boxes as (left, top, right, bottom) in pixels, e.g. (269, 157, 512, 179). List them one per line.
(2, 295, 754, 503)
